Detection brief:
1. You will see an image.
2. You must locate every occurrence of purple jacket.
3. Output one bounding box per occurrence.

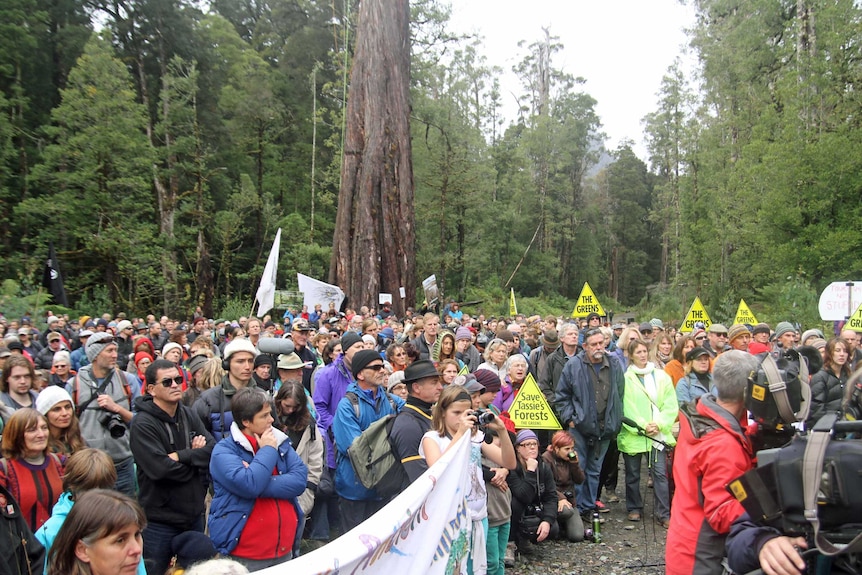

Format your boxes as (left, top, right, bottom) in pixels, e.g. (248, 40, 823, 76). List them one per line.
(491, 377, 521, 413)
(312, 356, 354, 468)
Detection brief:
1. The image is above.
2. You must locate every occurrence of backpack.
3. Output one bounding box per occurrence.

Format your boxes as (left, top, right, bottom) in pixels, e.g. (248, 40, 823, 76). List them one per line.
(345, 391, 407, 498)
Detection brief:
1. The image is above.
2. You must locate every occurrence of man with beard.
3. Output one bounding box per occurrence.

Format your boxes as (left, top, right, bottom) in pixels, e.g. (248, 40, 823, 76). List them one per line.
(554, 328, 624, 519)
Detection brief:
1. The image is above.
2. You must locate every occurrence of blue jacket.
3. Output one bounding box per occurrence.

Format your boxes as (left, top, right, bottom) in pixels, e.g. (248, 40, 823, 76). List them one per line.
(332, 382, 404, 501)
(208, 423, 307, 556)
(36, 492, 146, 575)
(312, 356, 354, 469)
(554, 354, 624, 441)
(676, 372, 715, 406)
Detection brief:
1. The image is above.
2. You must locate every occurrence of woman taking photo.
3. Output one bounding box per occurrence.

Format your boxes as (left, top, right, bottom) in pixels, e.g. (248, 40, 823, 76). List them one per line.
(807, 337, 852, 430)
(664, 335, 695, 389)
(36, 386, 87, 458)
(618, 339, 676, 527)
(506, 429, 558, 555)
(0, 408, 64, 531)
(676, 346, 714, 404)
(47, 488, 145, 575)
(541, 430, 585, 542)
(421, 385, 515, 574)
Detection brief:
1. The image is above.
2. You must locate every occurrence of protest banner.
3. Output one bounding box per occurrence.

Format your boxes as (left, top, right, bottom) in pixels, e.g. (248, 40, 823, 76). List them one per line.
(266, 433, 472, 575)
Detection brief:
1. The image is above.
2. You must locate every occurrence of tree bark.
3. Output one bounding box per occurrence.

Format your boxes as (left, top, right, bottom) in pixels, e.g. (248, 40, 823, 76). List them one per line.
(329, 0, 415, 316)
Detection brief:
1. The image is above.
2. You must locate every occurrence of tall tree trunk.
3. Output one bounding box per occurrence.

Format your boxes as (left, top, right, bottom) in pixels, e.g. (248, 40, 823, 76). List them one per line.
(329, 0, 415, 317)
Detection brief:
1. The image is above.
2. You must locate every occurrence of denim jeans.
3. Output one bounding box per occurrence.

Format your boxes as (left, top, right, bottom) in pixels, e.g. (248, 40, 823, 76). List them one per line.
(623, 447, 669, 520)
(113, 457, 136, 498)
(142, 517, 204, 575)
(568, 429, 610, 514)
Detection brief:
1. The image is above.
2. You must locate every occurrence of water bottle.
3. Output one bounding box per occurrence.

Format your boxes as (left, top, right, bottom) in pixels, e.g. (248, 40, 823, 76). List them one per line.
(592, 511, 602, 543)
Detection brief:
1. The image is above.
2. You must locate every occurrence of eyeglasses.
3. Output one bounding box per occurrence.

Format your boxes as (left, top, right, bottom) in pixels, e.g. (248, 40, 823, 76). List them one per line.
(518, 441, 539, 448)
(695, 336, 706, 341)
(364, 364, 386, 371)
(159, 376, 184, 387)
(54, 364, 68, 369)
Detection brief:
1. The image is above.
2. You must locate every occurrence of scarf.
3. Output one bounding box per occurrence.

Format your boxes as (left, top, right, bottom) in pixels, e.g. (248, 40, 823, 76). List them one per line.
(629, 362, 666, 450)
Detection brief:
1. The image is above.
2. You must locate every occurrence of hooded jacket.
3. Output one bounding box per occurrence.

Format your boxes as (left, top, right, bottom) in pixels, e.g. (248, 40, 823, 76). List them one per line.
(192, 375, 260, 440)
(69, 365, 133, 463)
(130, 395, 215, 528)
(312, 355, 354, 469)
(666, 395, 753, 575)
(618, 363, 678, 455)
(209, 422, 307, 557)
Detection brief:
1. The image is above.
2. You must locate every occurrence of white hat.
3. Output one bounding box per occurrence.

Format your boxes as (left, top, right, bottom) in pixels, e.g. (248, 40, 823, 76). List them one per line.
(116, 320, 133, 332)
(161, 342, 183, 360)
(36, 386, 74, 415)
(223, 338, 259, 362)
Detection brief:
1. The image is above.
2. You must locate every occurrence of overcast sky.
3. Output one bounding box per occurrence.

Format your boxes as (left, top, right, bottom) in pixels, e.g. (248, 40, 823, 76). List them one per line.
(447, 0, 698, 161)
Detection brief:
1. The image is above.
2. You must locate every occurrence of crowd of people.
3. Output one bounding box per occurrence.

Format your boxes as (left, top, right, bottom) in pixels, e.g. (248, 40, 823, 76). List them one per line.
(0, 303, 860, 575)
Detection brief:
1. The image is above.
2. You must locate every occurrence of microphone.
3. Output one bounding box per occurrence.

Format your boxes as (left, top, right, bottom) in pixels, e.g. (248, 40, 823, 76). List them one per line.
(257, 338, 295, 356)
(622, 416, 644, 433)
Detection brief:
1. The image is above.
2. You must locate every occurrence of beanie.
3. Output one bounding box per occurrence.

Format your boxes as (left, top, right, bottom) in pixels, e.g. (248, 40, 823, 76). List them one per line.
(85, 332, 116, 362)
(515, 429, 538, 446)
(187, 353, 210, 375)
(727, 324, 749, 343)
(774, 322, 795, 340)
(753, 323, 771, 336)
(223, 338, 259, 362)
(161, 342, 183, 361)
(134, 351, 154, 367)
(473, 369, 502, 394)
(35, 386, 74, 416)
(340, 331, 364, 353)
(351, 349, 383, 378)
(800, 329, 825, 345)
(455, 327, 473, 341)
(52, 350, 71, 366)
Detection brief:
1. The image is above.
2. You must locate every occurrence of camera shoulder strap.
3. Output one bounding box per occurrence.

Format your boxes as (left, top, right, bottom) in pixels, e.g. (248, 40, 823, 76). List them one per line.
(761, 354, 810, 424)
(802, 413, 862, 556)
(74, 370, 116, 417)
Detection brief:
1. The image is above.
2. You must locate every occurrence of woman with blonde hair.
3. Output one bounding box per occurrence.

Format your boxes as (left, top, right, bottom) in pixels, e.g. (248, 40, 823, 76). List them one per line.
(477, 338, 509, 380)
(184, 357, 223, 407)
(437, 358, 460, 386)
(649, 333, 674, 370)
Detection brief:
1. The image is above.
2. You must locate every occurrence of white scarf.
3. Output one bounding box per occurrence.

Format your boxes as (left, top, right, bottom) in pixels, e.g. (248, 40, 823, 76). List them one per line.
(630, 362, 666, 450)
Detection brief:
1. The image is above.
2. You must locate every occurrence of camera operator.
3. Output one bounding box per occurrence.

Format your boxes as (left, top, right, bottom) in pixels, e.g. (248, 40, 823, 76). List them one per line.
(70, 332, 136, 496)
(726, 512, 810, 575)
(666, 350, 760, 575)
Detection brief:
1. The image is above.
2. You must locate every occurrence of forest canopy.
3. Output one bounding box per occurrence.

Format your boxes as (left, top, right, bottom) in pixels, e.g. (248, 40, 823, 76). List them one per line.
(1, 0, 859, 325)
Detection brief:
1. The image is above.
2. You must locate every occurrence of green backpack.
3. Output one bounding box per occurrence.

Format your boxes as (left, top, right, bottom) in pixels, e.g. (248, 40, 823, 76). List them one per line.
(345, 391, 407, 498)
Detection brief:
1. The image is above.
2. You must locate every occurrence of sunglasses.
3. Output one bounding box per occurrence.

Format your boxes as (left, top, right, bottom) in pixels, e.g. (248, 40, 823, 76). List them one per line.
(158, 376, 184, 387)
(364, 364, 386, 371)
(695, 336, 706, 341)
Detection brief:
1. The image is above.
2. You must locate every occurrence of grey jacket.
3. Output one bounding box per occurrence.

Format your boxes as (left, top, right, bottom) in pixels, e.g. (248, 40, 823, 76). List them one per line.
(67, 365, 133, 463)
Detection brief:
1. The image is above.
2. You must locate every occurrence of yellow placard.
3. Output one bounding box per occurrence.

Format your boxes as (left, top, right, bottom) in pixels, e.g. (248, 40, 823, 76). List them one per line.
(847, 301, 862, 332)
(681, 296, 712, 333)
(508, 373, 562, 430)
(509, 288, 518, 316)
(734, 299, 758, 325)
(458, 364, 469, 375)
(571, 282, 605, 318)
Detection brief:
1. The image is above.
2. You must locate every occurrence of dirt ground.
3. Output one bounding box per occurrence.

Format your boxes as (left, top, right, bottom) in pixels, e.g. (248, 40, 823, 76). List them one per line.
(511, 459, 668, 575)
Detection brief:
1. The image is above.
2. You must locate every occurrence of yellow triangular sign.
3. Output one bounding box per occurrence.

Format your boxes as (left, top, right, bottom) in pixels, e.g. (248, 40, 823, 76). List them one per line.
(847, 301, 862, 332)
(571, 282, 605, 318)
(734, 299, 758, 325)
(681, 296, 712, 333)
(458, 364, 470, 375)
(509, 288, 518, 316)
(508, 373, 562, 430)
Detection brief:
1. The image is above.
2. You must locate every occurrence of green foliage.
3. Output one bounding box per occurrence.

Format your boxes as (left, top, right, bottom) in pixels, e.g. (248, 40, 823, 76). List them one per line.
(218, 296, 254, 323)
(0, 280, 53, 322)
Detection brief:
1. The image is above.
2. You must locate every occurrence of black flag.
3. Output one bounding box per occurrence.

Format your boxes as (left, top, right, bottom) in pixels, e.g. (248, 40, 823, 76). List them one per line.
(42, 242, 68, 307)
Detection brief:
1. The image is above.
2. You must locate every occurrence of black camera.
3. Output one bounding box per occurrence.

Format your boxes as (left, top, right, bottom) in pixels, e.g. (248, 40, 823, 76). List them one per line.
(563, 489, 574, 500)
(473, 409, 495, 427)
(99, 411, 126, 438)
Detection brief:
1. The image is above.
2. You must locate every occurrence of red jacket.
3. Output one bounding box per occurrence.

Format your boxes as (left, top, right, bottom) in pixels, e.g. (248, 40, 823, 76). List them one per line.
(666, 395, 753, 575)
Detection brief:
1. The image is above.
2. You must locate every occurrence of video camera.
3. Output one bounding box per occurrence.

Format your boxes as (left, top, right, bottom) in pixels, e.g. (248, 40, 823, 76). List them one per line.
(729, 366, 862, 565)
(745, 347, 810, 451)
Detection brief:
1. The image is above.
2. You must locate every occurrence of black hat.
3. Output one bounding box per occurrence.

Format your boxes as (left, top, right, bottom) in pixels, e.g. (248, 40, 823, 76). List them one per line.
(586, 312, 601, 322)
(340, 331, 364, 353)
(170, 532, 216, 568)
(253, 354, 273, 370)
(403, 360, 439, 384)
(685, 346, 710, 362)
(753, 323, 771, 336)
(351, 349, 383, 378)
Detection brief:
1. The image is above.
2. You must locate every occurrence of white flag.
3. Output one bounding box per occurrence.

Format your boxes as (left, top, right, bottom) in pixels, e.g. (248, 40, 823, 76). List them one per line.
(255, 228, 281, 316)
(297, 273, 345, 312)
